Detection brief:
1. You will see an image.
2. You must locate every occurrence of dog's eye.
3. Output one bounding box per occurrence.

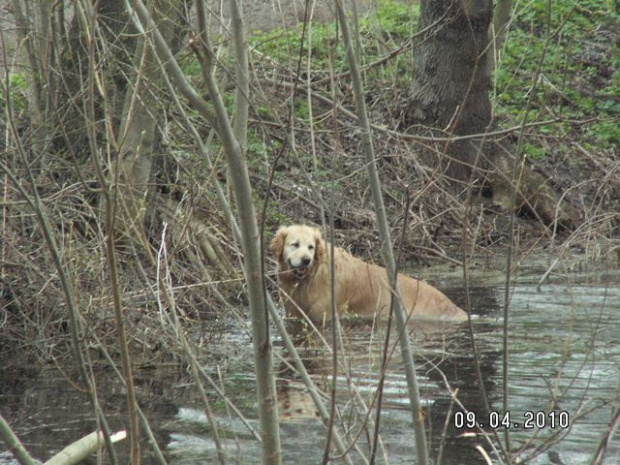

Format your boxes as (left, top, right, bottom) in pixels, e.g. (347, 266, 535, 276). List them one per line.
(290, 242, 299, 248)
(308, 245, 315, 250)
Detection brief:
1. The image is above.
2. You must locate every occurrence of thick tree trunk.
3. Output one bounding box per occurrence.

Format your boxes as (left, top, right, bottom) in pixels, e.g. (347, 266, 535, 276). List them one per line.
(406, 0, 578, 230)
(407, 0, 493, 181)
(10, 0, 51, 168)
(410, 0, 493, 133)
(56, 1, 137, 156)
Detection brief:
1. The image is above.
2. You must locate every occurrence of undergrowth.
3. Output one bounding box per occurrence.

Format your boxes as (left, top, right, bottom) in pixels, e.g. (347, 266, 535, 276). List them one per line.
(237, 0, 620, 247)
(495, 0, 620, 152)
(192, 0, 620, 162)
(248, 0, 419, 84)
(2, 0, 619, 367)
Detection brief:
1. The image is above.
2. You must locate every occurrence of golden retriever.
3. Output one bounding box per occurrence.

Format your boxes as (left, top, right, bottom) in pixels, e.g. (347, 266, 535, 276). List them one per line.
(271, 225, 468, 324)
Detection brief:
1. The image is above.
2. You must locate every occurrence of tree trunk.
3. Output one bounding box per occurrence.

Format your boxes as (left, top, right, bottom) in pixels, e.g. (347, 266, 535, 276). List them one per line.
(406, 0, 578, 230)
(10, 0, 51, 168)
(407, 0, 493, 182)
(115, 1, 180, 248)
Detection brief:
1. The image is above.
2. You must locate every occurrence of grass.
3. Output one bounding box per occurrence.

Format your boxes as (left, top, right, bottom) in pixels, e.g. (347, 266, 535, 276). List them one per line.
(494, 0, 620, 150)
(176, 0, 618, 184)
(247, 0, 618, 149)
(248, 0, 419, 84)
(1, 72, 29, 112)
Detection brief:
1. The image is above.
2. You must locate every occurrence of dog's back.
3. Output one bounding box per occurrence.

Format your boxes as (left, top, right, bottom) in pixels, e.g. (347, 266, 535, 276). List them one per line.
(272, 225, 467, 323)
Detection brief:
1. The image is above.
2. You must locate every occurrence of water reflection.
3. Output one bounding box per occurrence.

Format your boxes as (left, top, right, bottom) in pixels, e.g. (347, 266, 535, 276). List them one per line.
(270, 285, 501, 464)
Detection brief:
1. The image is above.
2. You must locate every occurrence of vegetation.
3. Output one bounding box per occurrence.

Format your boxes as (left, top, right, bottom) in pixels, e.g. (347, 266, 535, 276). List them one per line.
(495, 0, 620, 150)
(0, 0, 619, 464)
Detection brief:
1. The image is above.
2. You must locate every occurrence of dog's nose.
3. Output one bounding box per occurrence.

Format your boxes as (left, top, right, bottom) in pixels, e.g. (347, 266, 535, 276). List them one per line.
(301, 256, 311, 267)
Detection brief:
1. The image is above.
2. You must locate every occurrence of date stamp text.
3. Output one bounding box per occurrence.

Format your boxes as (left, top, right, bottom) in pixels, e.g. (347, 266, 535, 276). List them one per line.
(453, 411, 570, 430)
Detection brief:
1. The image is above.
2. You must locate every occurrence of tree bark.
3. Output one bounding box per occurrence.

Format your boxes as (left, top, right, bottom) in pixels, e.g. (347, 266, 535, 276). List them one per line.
(406, 0, 577, 230)
(115, 1, 180, 248)
(407, 0, 493, 181)
(10, 0, 51, 168)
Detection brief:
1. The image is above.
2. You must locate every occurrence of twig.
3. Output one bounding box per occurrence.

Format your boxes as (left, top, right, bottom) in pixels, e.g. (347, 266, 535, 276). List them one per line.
(590, 406, 620, 465)
(97, 110, 142, 465)
(127, 1, 283, 463)
(501, 1, 555, 456)
(474, 445, 495, 465)
(265, 290, 359, 465)
(1, 34, 119, 462)
(156, 224, 228, 463)
(262, 77, 597, 143)
(323, 214, 339, 465)
(370, 191, 412, 465)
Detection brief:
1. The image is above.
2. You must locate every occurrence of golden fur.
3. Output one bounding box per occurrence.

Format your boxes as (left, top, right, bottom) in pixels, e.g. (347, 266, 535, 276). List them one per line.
(271, 224, 468, 323)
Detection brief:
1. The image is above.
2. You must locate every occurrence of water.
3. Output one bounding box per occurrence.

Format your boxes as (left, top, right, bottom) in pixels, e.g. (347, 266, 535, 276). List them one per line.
(1, 264, 619, 464)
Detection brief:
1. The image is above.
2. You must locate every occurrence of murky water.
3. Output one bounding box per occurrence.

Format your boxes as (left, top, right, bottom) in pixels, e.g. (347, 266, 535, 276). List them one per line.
(1, 264, 619, 464)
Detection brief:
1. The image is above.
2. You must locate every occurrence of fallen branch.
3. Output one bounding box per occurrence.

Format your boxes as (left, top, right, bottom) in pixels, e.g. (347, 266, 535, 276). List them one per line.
(45, 430, 127, 465)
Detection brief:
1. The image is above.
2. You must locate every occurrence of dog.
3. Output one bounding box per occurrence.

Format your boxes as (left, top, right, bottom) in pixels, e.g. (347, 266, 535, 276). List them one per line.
(270, 224, 468, 324)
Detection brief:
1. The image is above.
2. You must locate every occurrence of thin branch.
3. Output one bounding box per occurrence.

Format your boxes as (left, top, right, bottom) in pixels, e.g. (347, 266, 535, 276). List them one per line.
(126, 1, 283, 463)
(501, 0, 554, 456)
(0, 414, 38, 465)
(230, 0, 249, 151)
(265, 289, 359, 465)
(333, 1, 429, 464)
(1, 33, 119, 462)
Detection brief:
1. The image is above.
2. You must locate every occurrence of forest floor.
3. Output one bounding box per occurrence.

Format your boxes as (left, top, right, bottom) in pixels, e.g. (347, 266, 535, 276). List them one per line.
(1, 1, 619, 366)
(248, 6, 620, 267)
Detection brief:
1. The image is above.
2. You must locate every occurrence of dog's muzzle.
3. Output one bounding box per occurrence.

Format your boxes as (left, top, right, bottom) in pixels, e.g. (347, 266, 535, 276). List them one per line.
(289, 258, 312, 279)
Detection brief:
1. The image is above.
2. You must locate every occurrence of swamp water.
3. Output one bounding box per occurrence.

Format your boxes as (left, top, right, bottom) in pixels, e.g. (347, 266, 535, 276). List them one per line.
(1, 264, 619, 464)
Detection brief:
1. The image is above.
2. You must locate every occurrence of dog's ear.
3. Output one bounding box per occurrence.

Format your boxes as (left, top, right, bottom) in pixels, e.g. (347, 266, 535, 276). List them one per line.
(270, 226, 288, 261)
(313, 227, 326, 262)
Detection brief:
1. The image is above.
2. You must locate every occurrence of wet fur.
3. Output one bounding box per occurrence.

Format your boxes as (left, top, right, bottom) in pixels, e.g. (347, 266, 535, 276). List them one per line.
(271, 225, 468, 323)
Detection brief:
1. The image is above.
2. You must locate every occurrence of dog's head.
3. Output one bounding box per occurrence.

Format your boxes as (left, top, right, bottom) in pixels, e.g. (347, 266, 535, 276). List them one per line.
(271, 225, 324, 280)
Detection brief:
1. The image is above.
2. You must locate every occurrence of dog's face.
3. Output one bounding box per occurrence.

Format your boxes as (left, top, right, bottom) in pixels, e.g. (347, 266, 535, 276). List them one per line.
(271, 225, 322, 279)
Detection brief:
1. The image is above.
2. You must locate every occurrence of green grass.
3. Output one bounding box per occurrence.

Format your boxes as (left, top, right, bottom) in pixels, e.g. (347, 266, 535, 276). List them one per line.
(183, 0, 619, 155)
(495, 0, 620, 149)
(1, 72, 29, 112)
(249, 0, 419, 84)
(247, 0, 619, 150)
